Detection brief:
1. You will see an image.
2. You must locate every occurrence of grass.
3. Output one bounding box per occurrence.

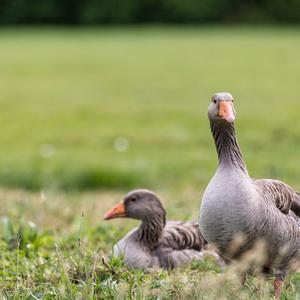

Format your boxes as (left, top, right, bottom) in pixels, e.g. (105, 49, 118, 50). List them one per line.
(1, 26, 300, 298)
(1, 187, 300, 299)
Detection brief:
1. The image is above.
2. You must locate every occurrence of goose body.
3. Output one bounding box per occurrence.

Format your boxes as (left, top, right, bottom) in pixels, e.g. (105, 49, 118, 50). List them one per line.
(201, 168, 300, 259)
(104, 189, 221, 269)
(113, 220, 206, 269)
(199, 93, 300, 298)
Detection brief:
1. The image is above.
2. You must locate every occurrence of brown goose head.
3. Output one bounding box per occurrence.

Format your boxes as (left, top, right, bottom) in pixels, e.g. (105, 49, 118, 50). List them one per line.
(103, 189, 166, 223)
(208, 92, 236, 124)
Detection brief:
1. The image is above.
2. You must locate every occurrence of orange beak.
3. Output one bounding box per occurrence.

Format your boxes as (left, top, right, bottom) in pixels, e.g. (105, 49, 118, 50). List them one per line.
(103, 202, 126, 220)
(218, 101, 235, 123)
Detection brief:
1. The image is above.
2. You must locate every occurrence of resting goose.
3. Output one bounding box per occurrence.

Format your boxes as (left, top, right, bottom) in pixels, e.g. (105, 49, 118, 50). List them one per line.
(104, 189, 222, 269)
(199, 92, 300, 298)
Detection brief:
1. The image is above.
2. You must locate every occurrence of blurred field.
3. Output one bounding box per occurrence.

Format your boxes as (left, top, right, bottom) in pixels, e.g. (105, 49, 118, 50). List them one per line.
(1, 26, 300, 298)
(1, 26, 300, 191)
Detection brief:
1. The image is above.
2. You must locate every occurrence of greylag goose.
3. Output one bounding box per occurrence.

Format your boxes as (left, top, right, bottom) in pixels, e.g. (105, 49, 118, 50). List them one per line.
(104, 189, 222, 269)
(199, 92, 300, 298)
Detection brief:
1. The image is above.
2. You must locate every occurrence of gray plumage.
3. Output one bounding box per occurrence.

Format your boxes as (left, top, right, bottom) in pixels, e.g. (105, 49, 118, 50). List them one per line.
(105, 189, 221, 269)
(199, 92, 300, 297)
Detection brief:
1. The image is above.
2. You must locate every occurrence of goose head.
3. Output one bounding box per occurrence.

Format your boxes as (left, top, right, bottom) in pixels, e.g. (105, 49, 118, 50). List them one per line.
(103, 189, 166, 222)
(208, 92, 236, 124)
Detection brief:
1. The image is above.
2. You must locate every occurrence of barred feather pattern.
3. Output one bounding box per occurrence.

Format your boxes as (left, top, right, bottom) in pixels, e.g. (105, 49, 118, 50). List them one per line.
(153, 221, 210, 269)
(160, 221, 206, 251)
(254, 179, 300, 217)
(135, 218, 208, 268)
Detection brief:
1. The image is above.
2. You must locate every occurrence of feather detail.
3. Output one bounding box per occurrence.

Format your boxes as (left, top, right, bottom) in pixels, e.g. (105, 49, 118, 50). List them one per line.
(254, 179, 300, 215)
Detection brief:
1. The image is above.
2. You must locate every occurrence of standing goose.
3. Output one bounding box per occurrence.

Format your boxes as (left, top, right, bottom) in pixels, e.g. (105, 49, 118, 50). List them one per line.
(104, 189, 222, 269)
(199, 92, 300, 298)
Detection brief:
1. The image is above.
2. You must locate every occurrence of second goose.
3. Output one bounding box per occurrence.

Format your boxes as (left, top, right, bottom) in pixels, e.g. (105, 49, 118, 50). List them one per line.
(104, 189, 222, 269)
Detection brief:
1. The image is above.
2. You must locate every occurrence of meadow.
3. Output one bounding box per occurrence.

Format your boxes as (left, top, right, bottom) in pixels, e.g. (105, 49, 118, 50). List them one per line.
(1, 26, 300, 298)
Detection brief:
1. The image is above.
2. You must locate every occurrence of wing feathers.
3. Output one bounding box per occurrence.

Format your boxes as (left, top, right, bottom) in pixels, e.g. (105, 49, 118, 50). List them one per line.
(255, 179, 300, 216)
(152, 220, 214, 268)
(160, 221, 206, 251)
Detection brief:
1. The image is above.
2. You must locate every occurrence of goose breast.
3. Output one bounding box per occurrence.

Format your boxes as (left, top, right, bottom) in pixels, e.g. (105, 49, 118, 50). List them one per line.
(199, 170, 259, 251)
(113, 228, 159, 269)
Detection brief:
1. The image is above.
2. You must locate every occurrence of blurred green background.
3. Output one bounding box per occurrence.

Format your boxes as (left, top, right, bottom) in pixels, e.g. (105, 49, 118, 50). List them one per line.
(1, 1, 300, 193)
(0, 26, 300, 192)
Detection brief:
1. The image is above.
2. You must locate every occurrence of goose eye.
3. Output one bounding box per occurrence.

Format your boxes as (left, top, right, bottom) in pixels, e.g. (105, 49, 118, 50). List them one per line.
(213, 99, 217, 104)
(131, 197, 136, 202)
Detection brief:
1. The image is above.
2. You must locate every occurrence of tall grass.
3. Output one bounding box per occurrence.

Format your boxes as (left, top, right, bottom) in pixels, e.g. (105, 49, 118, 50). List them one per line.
(1, 214, 299, 299)
(0, 185, 299, 299)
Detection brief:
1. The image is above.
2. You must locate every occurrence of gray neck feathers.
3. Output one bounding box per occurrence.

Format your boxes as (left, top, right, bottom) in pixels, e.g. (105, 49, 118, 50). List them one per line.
(136, 210, 166, 250)
(210, 121, 249, 176)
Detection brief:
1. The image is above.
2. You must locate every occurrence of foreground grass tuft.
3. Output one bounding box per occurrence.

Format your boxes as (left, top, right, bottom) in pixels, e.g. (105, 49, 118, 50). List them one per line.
(0, 189, 300, 299)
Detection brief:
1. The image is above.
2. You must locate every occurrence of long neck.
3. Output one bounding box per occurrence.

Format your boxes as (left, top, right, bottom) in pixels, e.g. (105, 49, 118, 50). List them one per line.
(136, 213, 166, 250)
(211, 121, 249, 176)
